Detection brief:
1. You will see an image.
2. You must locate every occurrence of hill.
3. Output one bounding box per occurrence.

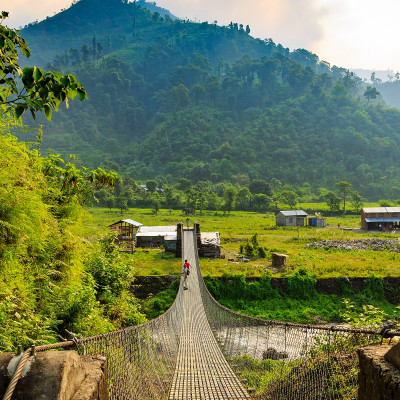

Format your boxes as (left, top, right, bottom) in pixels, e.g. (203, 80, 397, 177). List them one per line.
(19, 0, 400, 200)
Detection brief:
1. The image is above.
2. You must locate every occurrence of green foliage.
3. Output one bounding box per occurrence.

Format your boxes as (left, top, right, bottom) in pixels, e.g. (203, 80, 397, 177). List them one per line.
(141, 279, 179, 319)
(280, 190, 298, 209)
(360, 276, 385, 301)
(0, 12, 87, 119)
(238, 233, 267, 259)
(286, 268, 317, 300)
(324, 191, 341, 212)
(379, 199, 393, 207)
(205, 273, 278, 301)
(0, 127, 138, 351)
(341, 299, 386, 329)
(85, 235, 146, 328)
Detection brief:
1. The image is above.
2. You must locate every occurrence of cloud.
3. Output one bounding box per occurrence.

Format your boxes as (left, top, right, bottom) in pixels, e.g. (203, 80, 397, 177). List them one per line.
(156, 0, 332, 50)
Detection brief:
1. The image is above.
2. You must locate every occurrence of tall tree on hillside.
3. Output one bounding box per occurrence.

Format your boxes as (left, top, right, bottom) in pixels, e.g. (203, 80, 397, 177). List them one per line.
(170, 84, 189, 109)
(80, 44, 90, 66)
(364, 86, 380, 104)
(335, 181, 352, 213)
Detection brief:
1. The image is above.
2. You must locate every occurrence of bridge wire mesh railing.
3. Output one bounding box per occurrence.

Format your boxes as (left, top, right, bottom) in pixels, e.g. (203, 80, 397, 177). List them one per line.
(77, 226, 187, 399)
(192, 226, 400, 399)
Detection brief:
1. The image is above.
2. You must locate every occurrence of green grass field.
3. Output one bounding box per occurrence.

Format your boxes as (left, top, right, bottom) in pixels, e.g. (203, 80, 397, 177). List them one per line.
(86, 206, 400, 278)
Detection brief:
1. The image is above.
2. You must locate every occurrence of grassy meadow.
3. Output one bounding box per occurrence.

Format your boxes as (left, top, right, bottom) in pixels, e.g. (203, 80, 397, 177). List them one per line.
(86, 205, 400, 278)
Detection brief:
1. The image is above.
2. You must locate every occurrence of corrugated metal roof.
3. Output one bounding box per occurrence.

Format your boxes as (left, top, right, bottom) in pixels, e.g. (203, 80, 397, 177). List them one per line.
(365, 218, 400, 222)
(278, 210, 308, 217)
(108, 219, 142, 227)
(137, 225, 177, 233)
(136, 225, 177, 237)
(164, 235, 177, 241)
(363, 207, 400, 213)
(200, 232, 220, 246)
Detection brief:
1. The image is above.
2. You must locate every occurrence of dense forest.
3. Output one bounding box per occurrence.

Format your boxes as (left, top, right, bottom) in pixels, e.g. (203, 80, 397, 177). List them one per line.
(17, 0, 400, 201)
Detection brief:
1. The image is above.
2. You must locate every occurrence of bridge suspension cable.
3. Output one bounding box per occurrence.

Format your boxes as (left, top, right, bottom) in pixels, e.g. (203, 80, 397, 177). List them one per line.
(3, 224, 400, 399)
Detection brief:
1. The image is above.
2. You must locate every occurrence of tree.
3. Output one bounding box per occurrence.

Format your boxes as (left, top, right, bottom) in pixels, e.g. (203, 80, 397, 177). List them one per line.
(324, 191, 341, 212)
(363, 86, 380, 104)
(236, 187, 252, 210)
(350, 191, 364, 213)
(223, 185, 237, 214)
(116, 196, 128, 214)
(42, 155, 118, 205)
(183, 188, 197, 215)
(146, 179, 157, 193)
(195, 181, 210, 215)
(252, 193, 270, 212)
(151, 193, 160, 215)
(249, 179, 272, 196)
(335, 181, 352, 213)
(177, 178, 192, 191)
(104, 193, 115, 212)
(191, 84, 205, 105)
(0, 12, 87, 120)
(280, 190, 298, 209)
(170, 84, 189, 109)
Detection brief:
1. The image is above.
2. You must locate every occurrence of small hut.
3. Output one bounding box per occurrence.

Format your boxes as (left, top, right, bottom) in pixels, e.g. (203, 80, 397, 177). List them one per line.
(276, 210, 308, 227)
(307, 215, 326, 227)
(108, 219, 142, 239)
(108, 219, 142, 252)
(199, 232, 221, 258)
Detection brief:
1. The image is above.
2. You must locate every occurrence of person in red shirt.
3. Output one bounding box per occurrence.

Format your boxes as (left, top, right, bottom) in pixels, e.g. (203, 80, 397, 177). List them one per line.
(181, 259, 190, 290)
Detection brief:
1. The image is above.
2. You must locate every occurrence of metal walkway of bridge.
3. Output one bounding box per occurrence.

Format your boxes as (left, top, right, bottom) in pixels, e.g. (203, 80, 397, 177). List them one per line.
(169, 230, 249, 399)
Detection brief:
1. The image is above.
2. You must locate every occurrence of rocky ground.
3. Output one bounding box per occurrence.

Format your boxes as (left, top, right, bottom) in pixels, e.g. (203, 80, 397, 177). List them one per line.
(307, 238, 400, 252)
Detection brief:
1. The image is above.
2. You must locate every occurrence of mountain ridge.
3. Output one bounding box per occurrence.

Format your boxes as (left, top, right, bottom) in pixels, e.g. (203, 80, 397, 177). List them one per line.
(17, 0, 400, 200)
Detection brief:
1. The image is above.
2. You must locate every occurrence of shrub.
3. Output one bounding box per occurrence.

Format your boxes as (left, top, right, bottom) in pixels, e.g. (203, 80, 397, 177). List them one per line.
(286, 269, 317, 300)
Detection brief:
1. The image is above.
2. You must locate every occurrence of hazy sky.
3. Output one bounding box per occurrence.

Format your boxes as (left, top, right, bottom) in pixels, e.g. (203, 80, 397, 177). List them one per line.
(3, 0, 400, 72)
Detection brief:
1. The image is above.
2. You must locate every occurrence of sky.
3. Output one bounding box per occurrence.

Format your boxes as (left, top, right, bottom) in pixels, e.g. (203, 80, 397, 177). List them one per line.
(3, 0, 400, 74)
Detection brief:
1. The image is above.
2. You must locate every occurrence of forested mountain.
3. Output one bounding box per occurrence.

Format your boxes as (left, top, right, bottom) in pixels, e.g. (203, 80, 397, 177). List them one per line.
(19, 0, 400, 199)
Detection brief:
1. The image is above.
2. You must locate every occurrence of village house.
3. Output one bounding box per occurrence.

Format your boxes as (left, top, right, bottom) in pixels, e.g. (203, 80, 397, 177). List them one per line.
(136, 225, 177, 250)
(361, 207, 400, 230)
(108, 219, 142, 240)
(275, 210, 308, 227)
(108, 219, 143, 252)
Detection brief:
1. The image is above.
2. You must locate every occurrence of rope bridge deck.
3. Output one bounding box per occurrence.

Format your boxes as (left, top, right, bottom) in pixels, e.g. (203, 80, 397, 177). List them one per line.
(169, 230, 249, 399)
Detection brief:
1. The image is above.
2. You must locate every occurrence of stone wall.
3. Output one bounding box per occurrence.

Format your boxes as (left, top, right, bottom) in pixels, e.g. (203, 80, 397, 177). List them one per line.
(358, 344, 400, 400)
(133, 276, 400, 303)
(132, 275, 177, 299)
(0, 350, 107, 400)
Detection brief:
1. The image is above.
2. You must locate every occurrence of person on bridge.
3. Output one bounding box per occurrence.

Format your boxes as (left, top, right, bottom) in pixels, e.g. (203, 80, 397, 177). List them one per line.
(181, 259, 190, 290)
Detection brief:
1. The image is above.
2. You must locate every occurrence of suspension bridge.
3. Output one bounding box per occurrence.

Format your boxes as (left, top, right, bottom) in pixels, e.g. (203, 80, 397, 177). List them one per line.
(3, 226, 400, 400)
